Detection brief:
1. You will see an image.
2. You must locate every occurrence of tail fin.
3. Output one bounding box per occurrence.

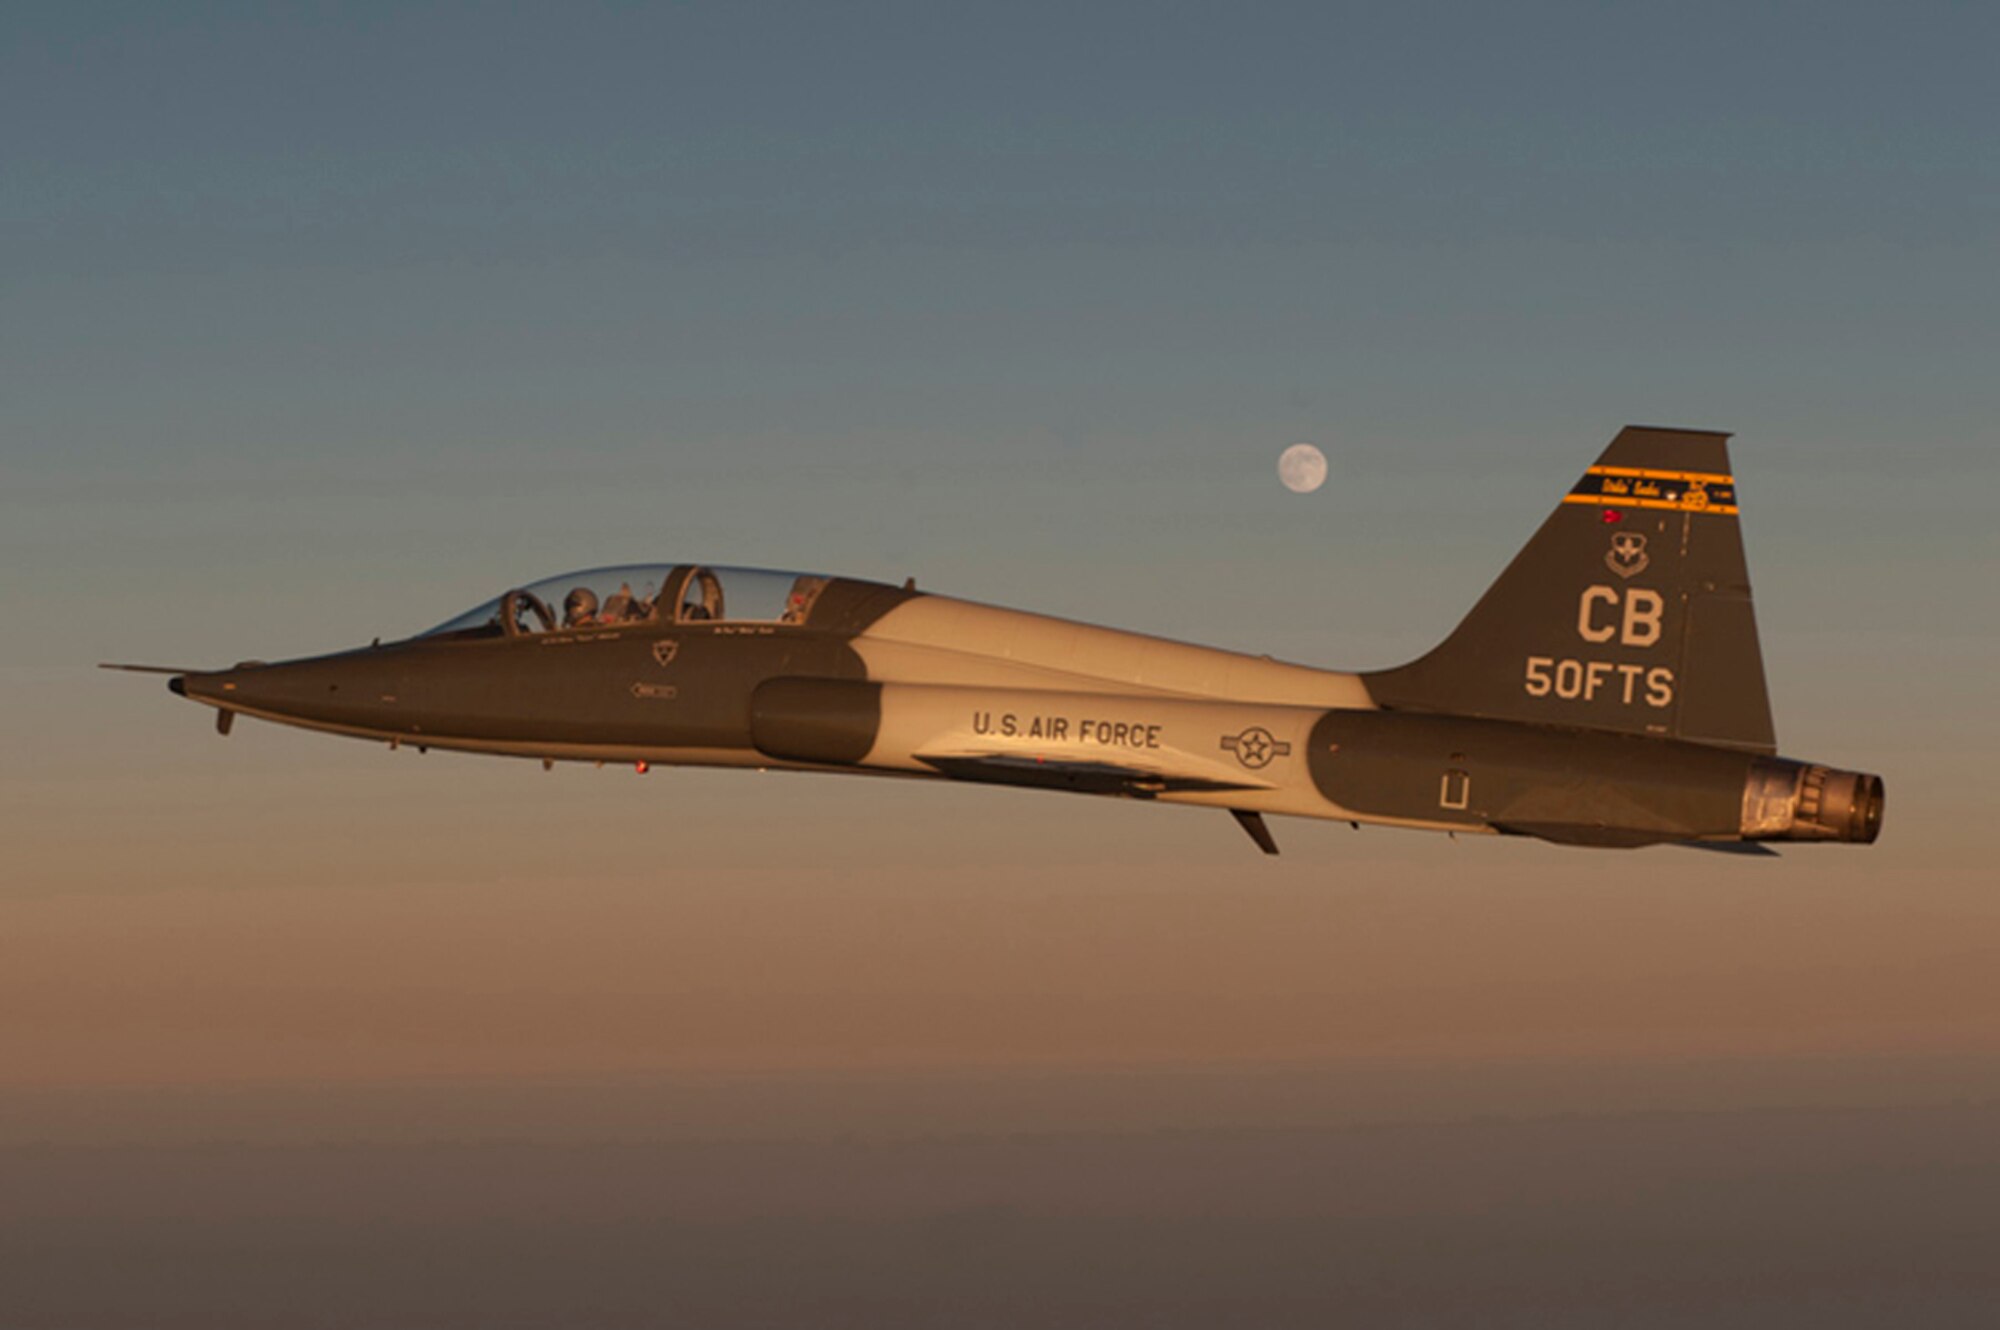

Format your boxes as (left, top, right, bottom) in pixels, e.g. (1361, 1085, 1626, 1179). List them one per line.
(1362, 426, 1776, 753)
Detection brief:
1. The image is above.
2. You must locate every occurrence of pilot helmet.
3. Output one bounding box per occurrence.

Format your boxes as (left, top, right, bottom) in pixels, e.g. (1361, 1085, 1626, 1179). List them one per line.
(564, 587, 599, 623)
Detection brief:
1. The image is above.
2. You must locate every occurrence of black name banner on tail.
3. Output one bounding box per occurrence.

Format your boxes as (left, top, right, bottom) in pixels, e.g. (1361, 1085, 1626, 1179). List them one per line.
(1563, 465, 1738, 514)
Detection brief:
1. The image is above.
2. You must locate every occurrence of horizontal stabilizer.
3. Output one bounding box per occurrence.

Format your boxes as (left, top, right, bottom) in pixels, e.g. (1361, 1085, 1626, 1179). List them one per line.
(1490, 821, 1678, 848)
(1494, 820, 1780, 855)
(1676, 840, 1780, 857)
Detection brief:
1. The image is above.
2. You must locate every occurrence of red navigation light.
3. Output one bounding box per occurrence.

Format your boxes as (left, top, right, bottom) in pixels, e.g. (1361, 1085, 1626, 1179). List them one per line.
(1601, 508, 1624, 523)
(635, 761, 650, 774)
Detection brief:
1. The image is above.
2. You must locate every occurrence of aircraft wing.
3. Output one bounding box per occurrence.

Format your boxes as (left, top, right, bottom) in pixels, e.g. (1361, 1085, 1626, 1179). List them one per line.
(915, 752, 1264, 799)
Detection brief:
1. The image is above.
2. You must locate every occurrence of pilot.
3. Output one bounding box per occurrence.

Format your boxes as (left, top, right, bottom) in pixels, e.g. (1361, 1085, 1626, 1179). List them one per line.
(782, 575, 828, 624)
(563, 587, 600, 628)
(600, 582, 639, 623)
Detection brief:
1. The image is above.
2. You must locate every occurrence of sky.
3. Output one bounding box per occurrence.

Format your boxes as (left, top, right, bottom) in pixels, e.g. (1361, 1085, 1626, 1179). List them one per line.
(3, 3, 1999, 1324)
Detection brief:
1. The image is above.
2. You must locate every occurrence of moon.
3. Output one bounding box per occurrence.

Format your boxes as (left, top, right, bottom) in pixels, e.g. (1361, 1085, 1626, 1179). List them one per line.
(1278, 443, 1328, 494)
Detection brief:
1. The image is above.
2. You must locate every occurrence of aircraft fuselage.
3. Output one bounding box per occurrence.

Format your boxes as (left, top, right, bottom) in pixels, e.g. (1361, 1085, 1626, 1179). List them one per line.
(164, 568, 1879, 853)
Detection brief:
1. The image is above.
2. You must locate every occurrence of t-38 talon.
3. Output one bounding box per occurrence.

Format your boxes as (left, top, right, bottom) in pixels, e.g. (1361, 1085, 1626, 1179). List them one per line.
(107, 427, 1882, 856)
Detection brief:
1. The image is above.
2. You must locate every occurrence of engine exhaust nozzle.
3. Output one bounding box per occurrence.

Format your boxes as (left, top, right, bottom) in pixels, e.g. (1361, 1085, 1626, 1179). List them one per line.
(1742, 759, 1884, 844)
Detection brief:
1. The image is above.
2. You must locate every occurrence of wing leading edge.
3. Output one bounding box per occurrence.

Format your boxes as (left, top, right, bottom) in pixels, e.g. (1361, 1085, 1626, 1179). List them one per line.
(915, 752, 1260, 798)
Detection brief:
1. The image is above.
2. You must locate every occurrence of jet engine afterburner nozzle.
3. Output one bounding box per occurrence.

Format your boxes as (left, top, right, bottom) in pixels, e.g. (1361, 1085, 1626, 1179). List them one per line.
(1741, 759, 1885, 844)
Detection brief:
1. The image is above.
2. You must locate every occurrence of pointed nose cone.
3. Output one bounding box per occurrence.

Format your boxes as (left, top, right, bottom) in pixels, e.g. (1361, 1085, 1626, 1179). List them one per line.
(172, 664, 281, 719)
(174, 669, 234, 705)
(169, 651, 406, 734)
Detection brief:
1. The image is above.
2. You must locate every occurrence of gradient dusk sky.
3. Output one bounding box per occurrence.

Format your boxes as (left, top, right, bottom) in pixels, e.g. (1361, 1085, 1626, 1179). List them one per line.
(4, 4, 1999, 1325)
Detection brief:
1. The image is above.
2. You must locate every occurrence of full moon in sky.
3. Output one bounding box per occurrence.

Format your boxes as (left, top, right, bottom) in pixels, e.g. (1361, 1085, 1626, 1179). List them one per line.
(1278, 442, 1328, 494)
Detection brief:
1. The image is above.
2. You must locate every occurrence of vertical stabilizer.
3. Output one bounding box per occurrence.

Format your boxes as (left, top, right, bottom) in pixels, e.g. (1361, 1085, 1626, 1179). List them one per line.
(1362, 426, 1776, 752)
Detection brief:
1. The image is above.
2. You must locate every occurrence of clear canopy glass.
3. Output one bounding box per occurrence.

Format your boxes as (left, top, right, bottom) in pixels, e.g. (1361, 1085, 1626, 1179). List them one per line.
(420, 565, 833, 638)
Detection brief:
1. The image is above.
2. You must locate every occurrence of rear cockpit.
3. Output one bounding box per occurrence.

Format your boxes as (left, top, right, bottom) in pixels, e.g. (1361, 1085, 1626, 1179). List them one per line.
(422, 564, 836, 640)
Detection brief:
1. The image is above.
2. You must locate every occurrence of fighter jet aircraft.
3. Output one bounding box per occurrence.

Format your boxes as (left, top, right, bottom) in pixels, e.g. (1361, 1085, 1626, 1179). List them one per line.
(108, 426, 1882, 855)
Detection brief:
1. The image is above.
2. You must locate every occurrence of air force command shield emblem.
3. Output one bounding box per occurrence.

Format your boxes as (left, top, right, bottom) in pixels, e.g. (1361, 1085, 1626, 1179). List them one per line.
(1606, 531, 1649, 579)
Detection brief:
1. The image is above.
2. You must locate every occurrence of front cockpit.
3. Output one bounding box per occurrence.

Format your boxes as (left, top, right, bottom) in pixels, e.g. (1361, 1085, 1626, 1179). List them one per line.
(421, 564, 837, 640)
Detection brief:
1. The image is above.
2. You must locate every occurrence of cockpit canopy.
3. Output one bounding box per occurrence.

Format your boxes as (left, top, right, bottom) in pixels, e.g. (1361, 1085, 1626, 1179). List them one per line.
(422, 564, 834, 639)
